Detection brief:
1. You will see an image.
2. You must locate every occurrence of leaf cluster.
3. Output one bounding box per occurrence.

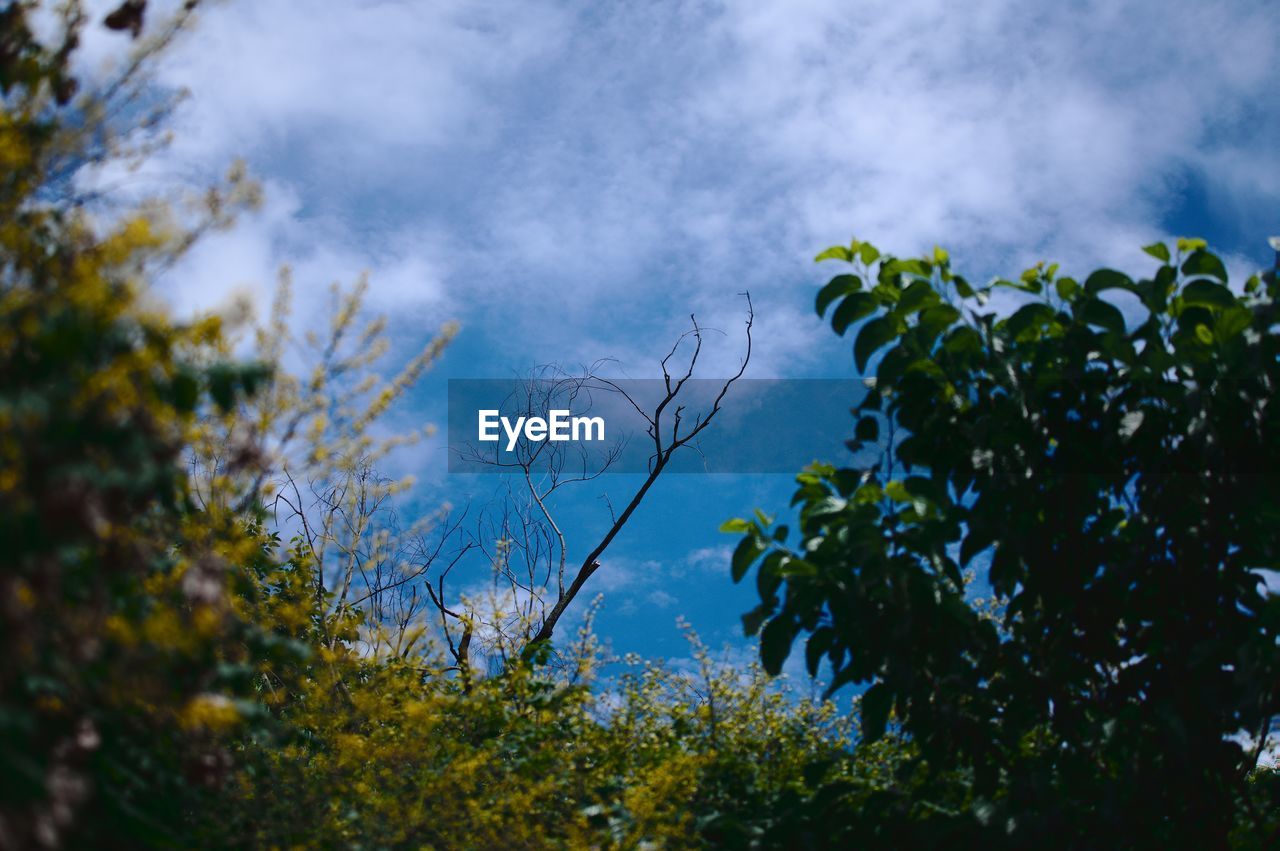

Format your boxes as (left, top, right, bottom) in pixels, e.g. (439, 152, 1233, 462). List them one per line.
(730, 237, 1280, 846)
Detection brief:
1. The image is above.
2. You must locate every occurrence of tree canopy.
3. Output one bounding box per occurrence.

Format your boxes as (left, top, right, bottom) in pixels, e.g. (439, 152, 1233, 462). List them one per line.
(729, 237, 1280, 847)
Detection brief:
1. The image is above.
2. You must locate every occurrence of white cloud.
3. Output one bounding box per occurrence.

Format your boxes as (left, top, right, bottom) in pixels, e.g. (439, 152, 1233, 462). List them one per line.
(647, 589, 678, 608)
(156, 0, 567, 170)
(80, 0, 1280, 377)
(673, 545, 733, 578)
(444, 0, 1277, 372)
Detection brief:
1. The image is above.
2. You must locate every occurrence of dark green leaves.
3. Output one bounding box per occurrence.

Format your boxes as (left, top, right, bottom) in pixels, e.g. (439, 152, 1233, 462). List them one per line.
(168, 367, 200, 413)
(206, 361, 272, 413)
(733, 237, 1280, 845)
(741, 604, 771, 637)
(897, 280, 940, 314)
(832, 293, 878, 335)
(760, 616, 797, 675)
(731, 535, 765, 583)
(1003, 303, 1059, 340)
(859, 683, 892, 742)
(1180, 279, 1235, 310)
(1180, 248, 1227, 282)
(1084, 268, 1134, 295)
(1076, 296, 1126, 335)
(804, 627, 834, 676)
(207, 363, 239, 412)
(854, 316, 903, 372)
(1214, 306, 1252, 341)
(944, 325, 982, 355)
(918, 304, 961, 344)
(816, 274, 862, 317)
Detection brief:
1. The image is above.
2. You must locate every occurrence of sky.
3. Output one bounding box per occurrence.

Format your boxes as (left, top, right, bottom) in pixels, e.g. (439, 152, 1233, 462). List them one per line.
(72, 0, 1280, 672)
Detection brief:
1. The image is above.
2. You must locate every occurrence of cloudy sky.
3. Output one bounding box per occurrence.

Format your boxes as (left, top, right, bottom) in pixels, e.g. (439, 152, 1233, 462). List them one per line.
(80, 0, 1280, 665)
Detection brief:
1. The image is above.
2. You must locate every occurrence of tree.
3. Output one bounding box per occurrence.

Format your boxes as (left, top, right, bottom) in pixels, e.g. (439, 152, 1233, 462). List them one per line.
(431, 306, 755, 675)
(0, 3, 286, 845)
(729, 237, 1280, 847)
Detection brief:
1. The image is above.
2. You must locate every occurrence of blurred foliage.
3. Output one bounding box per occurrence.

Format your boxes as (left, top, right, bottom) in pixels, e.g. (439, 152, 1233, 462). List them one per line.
(0, 2, 280, 846)
(731, 236, 1280, 846)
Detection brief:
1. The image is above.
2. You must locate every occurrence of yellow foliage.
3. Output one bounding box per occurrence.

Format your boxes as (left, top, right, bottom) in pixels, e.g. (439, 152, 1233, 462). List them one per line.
(181, 694, 242, 733)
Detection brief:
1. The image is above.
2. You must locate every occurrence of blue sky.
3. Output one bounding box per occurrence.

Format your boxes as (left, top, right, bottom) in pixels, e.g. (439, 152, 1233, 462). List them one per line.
(78, 0, 1280, 671)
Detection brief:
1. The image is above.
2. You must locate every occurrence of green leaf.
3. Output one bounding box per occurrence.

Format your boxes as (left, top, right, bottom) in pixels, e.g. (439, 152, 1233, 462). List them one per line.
(1084, 269, 1134, 295)
(858, 242, 881, 265)
(904, 475, 946, 507)
(1055, 277, 1079, 301)
(742, 604, 771, 637)
(874, 345, 911, 387)
(896, 279, 939, 315)
(760, 616, 796, 675)
(170, 368, 200, 413)
(854, 316, 903, 373)
(1215, 305, 1252, 341)
(1194, 323, 1214, 345)
(804, 627, 834, 676)
(1180, 279, 1235, 309)
(831, 292, 878, 336)
(943, 325, 983, 355)
(1003, 302, 1057, 340)
(882, 258, 931, 280)
(992, 277, 1041, 295)
(731, 536, 765, 583)
(1077, 297, 1126, 335)
(918, 304, 962, 344)
(1142, 242, 1171, 263)
(208, 365, 236, 412)
(853, 482, 883, 504)
(757, 551, 786, 598)
(855, 415, 879, 443)
(719, 518, 753, 534)
(778, 559, 818, 578)
(1180, 249, 1228, 283)
(816, 274, 862, 317)
(860, 682, 892, 742)
(816, 245, 853, 263)
(244, 361, 272, 397)
(1176, 237, 1208, 254)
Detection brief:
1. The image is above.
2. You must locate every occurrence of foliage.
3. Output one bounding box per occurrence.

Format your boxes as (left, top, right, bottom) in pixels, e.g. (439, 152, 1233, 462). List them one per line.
(730, 237, 1280, 846)
(0, 4, 281, 845)
(210, 614, 865, 850)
